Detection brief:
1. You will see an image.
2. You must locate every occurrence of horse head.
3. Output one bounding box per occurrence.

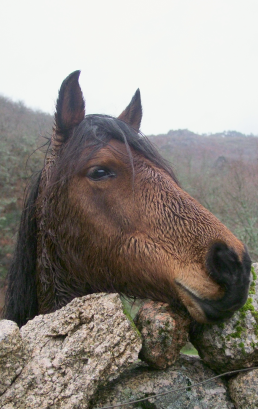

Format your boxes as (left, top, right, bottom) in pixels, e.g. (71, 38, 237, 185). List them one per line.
(4, 71, 251, 327)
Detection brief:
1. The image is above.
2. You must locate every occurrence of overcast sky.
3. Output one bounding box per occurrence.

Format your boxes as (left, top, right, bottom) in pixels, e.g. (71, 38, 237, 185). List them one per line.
(1, 0, 258, 135)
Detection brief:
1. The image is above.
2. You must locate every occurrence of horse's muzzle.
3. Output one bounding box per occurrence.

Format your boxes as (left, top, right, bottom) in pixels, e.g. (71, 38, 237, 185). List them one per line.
(177, 242, 252, 323)
(199, 242, 251, 322)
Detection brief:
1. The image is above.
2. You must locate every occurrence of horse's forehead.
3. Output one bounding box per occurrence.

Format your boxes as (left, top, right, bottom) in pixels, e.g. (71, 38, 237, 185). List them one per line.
(81, 139, 137, 161)
(73, 138, 162, 179)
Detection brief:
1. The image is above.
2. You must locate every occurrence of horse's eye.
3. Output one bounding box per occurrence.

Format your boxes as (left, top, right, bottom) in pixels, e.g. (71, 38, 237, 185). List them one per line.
(87, 167, 116, 181)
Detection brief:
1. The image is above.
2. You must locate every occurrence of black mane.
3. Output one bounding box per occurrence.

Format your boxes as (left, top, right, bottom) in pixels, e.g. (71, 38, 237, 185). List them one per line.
(3, 173, 41, 326)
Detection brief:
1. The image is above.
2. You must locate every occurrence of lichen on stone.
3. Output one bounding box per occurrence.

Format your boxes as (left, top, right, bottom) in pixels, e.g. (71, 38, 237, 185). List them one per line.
(134, 301, 190, 369)
(190, 263, 258, 372)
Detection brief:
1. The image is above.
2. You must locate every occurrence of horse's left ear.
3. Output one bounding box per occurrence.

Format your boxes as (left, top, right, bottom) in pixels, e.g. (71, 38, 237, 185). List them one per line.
(54, 70, 85, 148)
(117, 89, 142, 132)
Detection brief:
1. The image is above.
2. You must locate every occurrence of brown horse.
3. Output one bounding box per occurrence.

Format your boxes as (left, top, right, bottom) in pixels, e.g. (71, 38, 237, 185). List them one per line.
(3, 71, 251, 327)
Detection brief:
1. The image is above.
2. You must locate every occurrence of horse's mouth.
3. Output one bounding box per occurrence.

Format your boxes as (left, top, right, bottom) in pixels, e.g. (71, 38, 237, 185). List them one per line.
(174, 242, 251, 324)
(175, 280, 238, 323)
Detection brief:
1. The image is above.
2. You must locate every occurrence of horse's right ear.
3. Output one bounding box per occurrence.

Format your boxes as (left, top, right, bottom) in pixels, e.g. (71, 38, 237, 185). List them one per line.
(53, 70, 85, 149)
(117, 89, 142, 132)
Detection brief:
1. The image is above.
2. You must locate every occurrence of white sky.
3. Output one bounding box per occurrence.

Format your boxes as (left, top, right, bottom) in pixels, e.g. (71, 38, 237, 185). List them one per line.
(1, 0, 258, 135)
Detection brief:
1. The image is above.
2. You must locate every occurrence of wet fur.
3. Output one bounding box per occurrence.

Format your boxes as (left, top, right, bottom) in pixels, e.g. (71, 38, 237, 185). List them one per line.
(3, 71, 251, 327)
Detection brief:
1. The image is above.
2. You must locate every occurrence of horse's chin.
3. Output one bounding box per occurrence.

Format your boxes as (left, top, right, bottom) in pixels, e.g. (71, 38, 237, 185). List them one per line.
(174, 281, 208, 323)
(175, 280, 240, 324)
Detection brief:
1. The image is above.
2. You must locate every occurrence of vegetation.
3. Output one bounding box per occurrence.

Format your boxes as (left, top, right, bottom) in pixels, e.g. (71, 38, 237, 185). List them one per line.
(0, 96, 52, 288)
(181, 344, 198, 356)
(0, 95, 258, 294)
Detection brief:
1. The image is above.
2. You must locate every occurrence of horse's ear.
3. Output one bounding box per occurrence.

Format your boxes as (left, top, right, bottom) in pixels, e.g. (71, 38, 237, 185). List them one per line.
(117, 89, 142, 132)
(53, 70, 85, 148)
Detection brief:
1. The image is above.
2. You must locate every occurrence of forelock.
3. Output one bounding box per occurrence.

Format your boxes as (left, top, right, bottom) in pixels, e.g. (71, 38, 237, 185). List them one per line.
(52, 114, 178, 184)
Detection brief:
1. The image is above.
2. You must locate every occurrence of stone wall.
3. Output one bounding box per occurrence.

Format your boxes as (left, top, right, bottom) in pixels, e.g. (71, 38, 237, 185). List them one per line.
(0, 264, 257, 409)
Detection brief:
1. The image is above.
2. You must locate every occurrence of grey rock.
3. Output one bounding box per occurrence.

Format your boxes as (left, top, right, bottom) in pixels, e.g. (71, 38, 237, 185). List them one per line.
(134, 300, 190, 369)
(228, 368, 258, 409)
(92, 354, 235, 409)
(1, 264, 258, 408)
(0, 320, 27, 395)
(190, 263, 258, 372)
(0, 293, 142, 409)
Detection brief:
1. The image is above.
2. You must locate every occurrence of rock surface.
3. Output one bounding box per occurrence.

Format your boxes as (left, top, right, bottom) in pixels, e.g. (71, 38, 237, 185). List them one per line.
(134, 300, 190, 369)
(228, 368, 258, 409)
(1, 264, 258, 408)
(92, 354, 235, 409)
(0, 293, 142, 409)
(0, 320, 27, 395)
(190, 263, 258, 372)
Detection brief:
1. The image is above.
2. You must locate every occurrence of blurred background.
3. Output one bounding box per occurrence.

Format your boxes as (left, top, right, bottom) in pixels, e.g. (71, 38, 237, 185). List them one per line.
(1, 0, 258, 313)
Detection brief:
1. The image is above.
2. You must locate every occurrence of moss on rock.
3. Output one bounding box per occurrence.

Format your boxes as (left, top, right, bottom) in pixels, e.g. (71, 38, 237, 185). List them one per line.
(190, 263, 258, 372)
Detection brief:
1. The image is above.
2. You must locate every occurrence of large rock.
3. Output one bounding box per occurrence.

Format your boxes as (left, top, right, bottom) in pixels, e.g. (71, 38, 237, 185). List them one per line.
(190, 263, 258, 372)
(0, 293, 142, 409)
(1, 263, 258, 408)
(92, 354, 235, 409)
(228, 368, 258, 409)
(134, 300, 190, 369)
(0, 320, 27, 395)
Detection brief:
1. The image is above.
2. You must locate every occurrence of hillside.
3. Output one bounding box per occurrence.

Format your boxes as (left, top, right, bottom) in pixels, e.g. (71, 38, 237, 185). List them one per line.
(0, 96, 52, 289)
(0, 96, 258, 295)
(149, 129, 258, 163)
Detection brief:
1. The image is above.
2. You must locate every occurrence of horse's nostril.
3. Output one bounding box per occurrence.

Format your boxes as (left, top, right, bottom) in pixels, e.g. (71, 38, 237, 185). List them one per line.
(198, 242, 252, 323)
(206, 241, 250, 286)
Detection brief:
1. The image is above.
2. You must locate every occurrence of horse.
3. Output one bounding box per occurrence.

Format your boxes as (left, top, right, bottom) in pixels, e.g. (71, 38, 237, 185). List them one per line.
(3, 71, 251, 328)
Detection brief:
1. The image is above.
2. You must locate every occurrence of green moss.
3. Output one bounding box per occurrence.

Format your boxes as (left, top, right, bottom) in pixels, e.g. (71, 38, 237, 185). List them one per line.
(251, 266, 257, 281)
(239, 310, 246, 320)
(239, 266, 256, 318)
(227, 283, 257, 340)
(238, 342, 246, 354)
(238, 272, 258, 336)
(230, 325, 244, 338)
(241, 266, 255, 297)
(249, 267, 257, 295)
(249, 281, 256, 294)
(239, 298, 254, 319)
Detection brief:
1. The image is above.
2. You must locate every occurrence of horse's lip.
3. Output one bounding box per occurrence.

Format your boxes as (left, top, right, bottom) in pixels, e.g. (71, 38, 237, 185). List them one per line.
(174, 280, 235, 323)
